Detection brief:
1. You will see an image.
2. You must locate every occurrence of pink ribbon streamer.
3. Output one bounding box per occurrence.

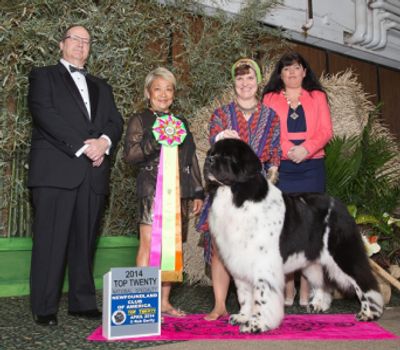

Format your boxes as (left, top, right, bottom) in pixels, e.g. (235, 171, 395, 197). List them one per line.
(149, 148, 163, 266)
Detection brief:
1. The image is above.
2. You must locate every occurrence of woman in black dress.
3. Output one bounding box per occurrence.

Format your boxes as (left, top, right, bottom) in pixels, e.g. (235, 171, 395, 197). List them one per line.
(124, 67, 204, 316)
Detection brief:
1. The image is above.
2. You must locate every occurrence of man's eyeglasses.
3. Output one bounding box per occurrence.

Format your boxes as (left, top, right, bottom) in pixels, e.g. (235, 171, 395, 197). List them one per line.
(64, 34, 91, 46)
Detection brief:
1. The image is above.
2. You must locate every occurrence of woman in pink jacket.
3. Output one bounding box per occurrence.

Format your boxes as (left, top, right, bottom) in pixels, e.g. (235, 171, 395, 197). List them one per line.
(263, 52, 333, 307)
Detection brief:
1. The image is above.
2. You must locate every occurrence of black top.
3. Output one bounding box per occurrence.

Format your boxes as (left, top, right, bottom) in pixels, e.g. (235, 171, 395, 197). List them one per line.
(287, 104, 306, 145)
(124, 109, 204, 199)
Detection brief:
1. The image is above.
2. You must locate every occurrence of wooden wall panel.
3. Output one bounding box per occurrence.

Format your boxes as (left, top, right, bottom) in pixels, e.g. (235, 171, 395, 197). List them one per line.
(291, 42, 400, 140)
(329, 52, 378, 105)
(378, 67, 400, 141)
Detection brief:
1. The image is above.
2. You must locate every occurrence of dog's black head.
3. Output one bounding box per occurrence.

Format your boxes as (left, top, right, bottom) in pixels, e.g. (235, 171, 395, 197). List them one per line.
(204, 139, 262, 185)
(204, 139, 267, 206)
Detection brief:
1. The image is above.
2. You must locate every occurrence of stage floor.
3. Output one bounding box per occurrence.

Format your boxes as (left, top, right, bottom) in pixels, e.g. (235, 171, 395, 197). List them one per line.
(1, 283, 399, 350)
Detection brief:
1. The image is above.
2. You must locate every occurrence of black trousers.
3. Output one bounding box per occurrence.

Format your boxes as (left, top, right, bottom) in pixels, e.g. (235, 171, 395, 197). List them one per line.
(30, 173, 105, 316)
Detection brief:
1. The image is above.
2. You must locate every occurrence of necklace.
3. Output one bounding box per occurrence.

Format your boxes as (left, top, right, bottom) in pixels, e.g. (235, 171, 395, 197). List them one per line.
(236, 101, 258, 116)
(283, 91, 301, 120)
(289, 106, 301, 120)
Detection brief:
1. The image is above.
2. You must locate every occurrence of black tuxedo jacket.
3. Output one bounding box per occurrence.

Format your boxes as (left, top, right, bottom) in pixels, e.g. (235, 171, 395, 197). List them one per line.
(27, 62, 123, 194)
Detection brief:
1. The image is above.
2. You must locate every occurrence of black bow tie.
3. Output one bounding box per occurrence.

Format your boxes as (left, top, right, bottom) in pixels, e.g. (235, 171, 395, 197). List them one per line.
(69, 65, 87, 76)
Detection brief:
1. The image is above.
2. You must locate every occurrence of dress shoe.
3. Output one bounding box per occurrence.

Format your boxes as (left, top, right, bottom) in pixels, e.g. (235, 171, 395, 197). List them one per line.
(33, 314, 58, 326)
(68, 309, 102, 319)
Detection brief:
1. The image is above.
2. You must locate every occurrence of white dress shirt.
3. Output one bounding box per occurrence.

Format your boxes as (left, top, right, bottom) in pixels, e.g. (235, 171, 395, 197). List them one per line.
(60, 58, 91, 117)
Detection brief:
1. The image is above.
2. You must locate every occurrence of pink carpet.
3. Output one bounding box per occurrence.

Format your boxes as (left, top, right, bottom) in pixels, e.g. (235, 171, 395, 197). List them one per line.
(88, 314, 399, 342)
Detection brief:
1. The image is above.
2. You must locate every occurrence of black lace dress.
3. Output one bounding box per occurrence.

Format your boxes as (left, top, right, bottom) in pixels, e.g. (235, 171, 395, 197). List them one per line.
(124, 109, 204, 239)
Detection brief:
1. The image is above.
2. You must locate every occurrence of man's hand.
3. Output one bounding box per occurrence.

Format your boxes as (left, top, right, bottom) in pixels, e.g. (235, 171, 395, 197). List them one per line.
(92, 155, 104, 167)
(84, 138, 109, 161)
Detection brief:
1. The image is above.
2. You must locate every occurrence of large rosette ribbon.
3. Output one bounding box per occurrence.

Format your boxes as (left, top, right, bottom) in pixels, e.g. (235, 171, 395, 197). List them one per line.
(149, 114, 187, 282)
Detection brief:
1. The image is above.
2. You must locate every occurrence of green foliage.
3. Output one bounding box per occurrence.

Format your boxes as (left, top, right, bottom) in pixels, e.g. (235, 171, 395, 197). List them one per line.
(326, 115, 400, 216)
(326, 115, 400, 262)
(325, 135, 362, 196)
(0, 0, 284, 237)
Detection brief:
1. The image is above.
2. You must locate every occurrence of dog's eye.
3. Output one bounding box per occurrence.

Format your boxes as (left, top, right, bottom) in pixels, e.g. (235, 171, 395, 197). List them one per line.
(206, 155, 216, 164)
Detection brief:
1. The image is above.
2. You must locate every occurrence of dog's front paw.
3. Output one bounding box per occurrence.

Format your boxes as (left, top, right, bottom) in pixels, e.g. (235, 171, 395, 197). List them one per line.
(356, 310, 379, 322)
(229, 313, 248, 326)
(309, 298, 330, 313)
(239, 317, 270, 334)
(309, 290, 331, 313)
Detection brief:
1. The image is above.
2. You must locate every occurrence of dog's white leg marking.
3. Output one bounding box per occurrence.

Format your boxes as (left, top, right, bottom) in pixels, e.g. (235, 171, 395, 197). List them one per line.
(322, 251, 384, 321)
(239, 271, 285, 333)
(323, 252, 384, 321)
(320, 199, 384, 321)
(229, 278, 253, 326)
(323, 254, 384, 321)
(356, 290, 384, 321)
(302, 263, 332, 312)
(302, 200, 334, 314)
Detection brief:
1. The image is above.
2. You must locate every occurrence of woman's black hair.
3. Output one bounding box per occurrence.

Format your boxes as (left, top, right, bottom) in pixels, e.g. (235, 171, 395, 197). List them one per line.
(262, 51, 324, 97)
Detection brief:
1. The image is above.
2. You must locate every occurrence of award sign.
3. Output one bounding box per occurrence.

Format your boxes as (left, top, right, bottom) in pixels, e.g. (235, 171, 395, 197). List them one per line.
(102, 267, 161, 340)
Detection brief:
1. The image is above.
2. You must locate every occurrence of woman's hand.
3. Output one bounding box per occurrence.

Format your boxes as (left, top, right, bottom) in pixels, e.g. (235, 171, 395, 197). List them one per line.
(192, 199, 203, 215)
(267, 166, 279, 184)
(288, 145, 308, 163)
(221, 129, 240, 140)
(215, 129, 240, 141)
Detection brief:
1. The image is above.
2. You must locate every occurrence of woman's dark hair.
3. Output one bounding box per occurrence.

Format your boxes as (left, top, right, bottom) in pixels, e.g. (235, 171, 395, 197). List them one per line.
(262, 52, 324, 96)
(234, 64, 252, 78)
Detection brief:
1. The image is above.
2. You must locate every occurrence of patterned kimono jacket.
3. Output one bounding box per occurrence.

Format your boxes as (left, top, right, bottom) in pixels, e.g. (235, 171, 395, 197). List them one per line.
(197, 101, 281, 263)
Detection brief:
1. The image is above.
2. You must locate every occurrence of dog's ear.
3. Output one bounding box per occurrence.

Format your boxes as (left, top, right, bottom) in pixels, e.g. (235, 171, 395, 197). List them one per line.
(205, 139, 263, 185)
(241, 142, 262, 174)
(222, 139, 262, 182)
(232, 140, 262, 181)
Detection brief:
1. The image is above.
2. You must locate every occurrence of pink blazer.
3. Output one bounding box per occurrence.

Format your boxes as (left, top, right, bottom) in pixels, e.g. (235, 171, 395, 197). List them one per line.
(263, 89, 333, 160)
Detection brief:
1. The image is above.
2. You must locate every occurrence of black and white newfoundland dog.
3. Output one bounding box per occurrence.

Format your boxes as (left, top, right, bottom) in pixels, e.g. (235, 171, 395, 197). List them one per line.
(205, 138, 383, 333)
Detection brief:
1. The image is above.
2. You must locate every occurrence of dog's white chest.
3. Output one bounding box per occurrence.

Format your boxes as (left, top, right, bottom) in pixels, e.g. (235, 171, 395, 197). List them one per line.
(208, 185, 286, 277)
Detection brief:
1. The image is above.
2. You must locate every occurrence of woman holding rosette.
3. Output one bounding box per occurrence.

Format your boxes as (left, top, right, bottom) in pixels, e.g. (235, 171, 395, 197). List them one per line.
(124, 67, 204, 317)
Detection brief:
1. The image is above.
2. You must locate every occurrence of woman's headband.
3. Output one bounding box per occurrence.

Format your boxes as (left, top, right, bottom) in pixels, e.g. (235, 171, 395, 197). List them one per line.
(231, 58, 262, 84)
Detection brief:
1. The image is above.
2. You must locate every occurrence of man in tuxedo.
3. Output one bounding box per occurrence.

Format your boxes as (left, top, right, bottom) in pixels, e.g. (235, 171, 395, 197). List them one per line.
(28, 25, 123, 326)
